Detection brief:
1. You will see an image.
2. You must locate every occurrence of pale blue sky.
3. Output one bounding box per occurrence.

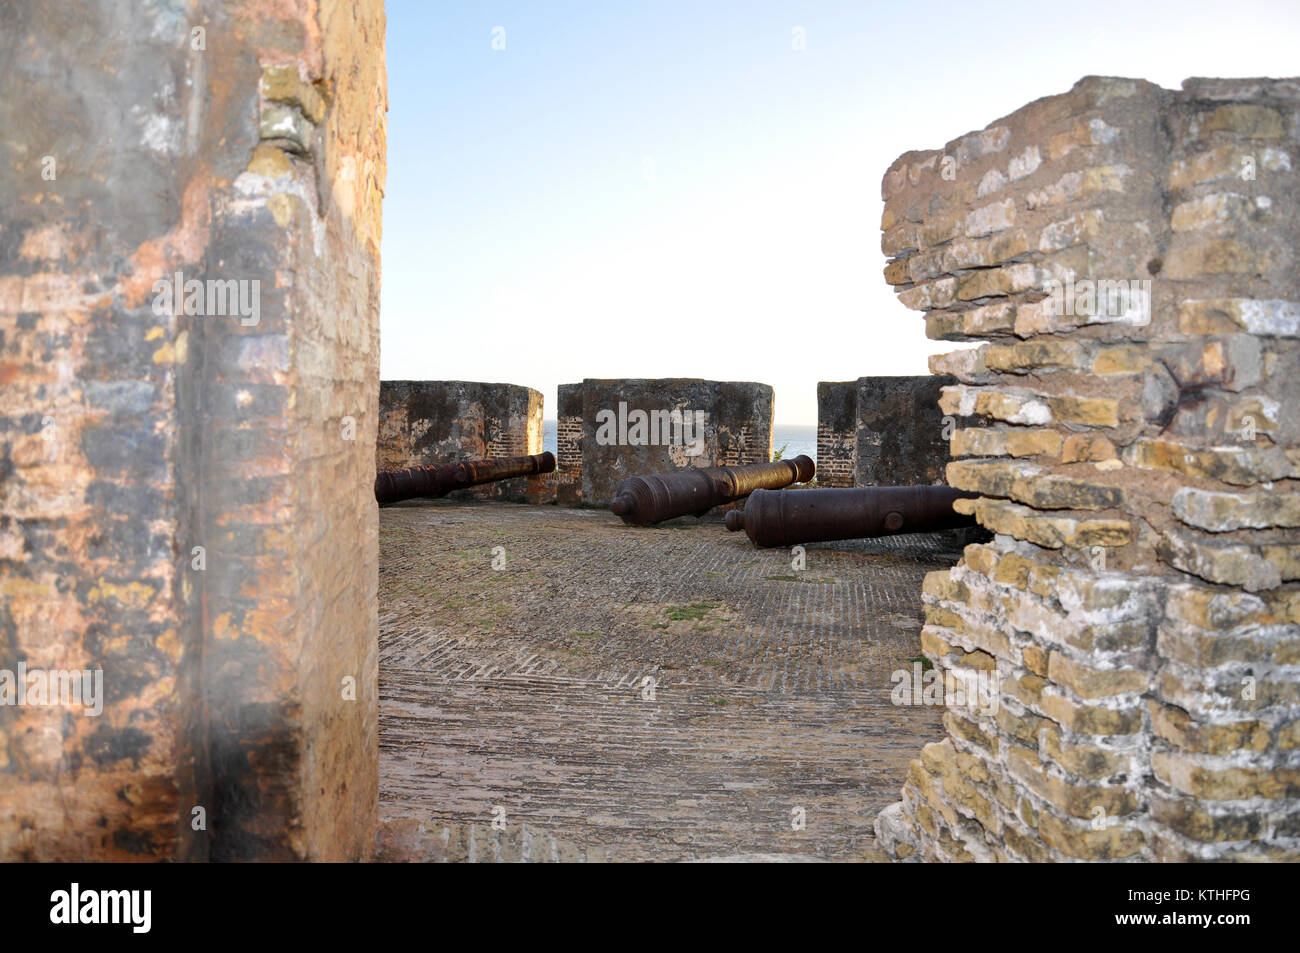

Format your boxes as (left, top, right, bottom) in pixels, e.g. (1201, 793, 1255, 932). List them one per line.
(381, 0, 1300, 424)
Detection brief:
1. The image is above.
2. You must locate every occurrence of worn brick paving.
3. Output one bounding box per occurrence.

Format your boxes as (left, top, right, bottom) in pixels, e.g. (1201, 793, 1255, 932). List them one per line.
(376, 501, 963, 861)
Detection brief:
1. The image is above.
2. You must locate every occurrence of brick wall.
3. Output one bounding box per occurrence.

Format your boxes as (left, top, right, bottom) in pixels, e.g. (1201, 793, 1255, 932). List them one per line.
(556, 383, 584, 508)
(873, 76, 1300, 862)
(816, 381, 858, 486)
(376, 380, 548, 503)
(0, 0, 385, 860)
(556, 379, 774, 508)
(817, 376, 953, 486)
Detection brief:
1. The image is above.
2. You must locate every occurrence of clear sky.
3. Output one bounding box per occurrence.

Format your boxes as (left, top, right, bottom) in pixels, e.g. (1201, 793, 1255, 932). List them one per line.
(381, 0, 1300, 424)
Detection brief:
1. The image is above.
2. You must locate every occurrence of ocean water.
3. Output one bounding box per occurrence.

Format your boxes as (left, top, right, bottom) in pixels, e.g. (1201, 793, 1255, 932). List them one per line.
(541, 421, 817, 463)
(771, 424, 816, 463)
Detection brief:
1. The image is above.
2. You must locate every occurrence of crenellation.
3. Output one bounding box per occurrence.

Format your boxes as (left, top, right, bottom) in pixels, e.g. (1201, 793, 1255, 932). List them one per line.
(555, 378, 774, 508)
(816, 376, 953, 487)
(375, 380, 548, 503)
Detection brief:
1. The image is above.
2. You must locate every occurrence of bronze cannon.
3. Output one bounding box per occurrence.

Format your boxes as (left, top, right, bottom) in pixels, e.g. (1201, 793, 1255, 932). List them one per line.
(724, 485, 977, 547)
(610, 455, 815, 526)
(375, 451, 555, 505)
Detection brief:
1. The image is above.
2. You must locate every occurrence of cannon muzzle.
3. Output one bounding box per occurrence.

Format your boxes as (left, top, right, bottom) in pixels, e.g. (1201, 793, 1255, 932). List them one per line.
(610, 454, 815, 526)
(725, 485, 977, 547)
(375, 451, 555, 505)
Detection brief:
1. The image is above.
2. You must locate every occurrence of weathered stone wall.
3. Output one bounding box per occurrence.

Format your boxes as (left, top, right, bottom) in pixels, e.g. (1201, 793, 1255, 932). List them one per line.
(557, 379, 773, 508)
(817, 377, 953, 486)
(816, 381, 858, 487)
(0, 0, 385, 860)
(376, 380, 548, 503)
(556, 383, 584, 508)
(874, 76, 1300, 862)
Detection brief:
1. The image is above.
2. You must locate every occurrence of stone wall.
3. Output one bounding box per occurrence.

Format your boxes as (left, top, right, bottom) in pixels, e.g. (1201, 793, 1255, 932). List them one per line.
(556, 383, 585, 508)
(556, 379, 773, 508)
(815, 381, 858, 487)
(874, 76, 1300, 862)
(376, 380, 548, 503)
(0, 0, 385, 860)
(817, 376, 953, 486)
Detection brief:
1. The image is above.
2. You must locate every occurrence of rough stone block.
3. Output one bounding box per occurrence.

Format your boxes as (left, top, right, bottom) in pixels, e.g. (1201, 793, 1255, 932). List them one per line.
(376, 380, 546, 503)
(560, 379, 773, 508)
(816, 376, 954, 486)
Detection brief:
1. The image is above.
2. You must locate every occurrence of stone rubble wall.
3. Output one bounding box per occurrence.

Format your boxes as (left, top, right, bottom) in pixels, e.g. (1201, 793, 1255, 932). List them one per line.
(873, 76, 1300, 861)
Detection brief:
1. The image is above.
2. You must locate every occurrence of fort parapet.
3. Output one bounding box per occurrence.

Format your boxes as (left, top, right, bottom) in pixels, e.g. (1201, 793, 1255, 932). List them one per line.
(874, 76, 1300, 863)
(556, 379, 774, 508)
(377, 380, 547, 503)
(817, 376, 954, 486)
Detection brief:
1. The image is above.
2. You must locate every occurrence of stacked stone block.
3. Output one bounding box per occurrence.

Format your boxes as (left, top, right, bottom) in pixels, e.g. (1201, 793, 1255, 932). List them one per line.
(873, 76, 1300, 861)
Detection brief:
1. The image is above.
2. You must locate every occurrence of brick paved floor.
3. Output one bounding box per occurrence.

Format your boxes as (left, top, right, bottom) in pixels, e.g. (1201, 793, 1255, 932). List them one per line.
(376, 501, 963, 861)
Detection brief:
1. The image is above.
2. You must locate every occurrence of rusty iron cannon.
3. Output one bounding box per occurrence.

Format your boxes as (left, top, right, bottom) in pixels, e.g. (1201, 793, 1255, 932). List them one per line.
(723, 484, 977, 547)
(610, 455, 815, 526)
(375, 451, 555, 505)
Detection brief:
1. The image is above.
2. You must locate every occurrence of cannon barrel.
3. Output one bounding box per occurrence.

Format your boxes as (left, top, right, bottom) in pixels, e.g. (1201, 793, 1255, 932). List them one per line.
(375, 451, 555, 505)
(610, 454, 815, 526)
(724, 485, 977, 547)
